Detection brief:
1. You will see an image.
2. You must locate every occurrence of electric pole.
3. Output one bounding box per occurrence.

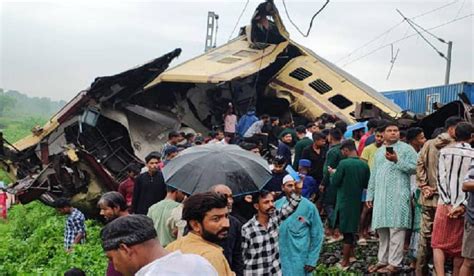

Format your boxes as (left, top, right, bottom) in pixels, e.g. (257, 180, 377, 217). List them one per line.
(204, 11, 219, 52)
(445, 41, 452, 84)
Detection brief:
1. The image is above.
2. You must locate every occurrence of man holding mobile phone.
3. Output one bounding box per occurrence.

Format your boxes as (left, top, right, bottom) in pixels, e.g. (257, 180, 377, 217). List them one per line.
(366, 122, 418, 274)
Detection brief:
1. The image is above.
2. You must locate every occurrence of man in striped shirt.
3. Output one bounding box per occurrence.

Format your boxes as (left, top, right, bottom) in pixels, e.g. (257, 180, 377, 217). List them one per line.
(432, 122, 474, 276)
(461, 159, 474, 276)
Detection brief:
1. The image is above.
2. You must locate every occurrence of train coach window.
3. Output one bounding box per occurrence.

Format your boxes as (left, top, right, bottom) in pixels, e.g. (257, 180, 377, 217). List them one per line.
(329, 94, 353, 109)
(289, 67, 312, 81)
(309, 79, 332, 94)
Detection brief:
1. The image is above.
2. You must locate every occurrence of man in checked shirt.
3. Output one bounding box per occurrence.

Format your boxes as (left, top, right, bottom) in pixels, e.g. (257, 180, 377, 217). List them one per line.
(54, 198, 86, 252)
(241, 176, 303, 275)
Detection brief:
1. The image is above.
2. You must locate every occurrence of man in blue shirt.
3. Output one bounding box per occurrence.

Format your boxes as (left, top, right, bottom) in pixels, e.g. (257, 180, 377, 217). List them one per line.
(277, 132, 292, 165)
(298, 159, 318, 200)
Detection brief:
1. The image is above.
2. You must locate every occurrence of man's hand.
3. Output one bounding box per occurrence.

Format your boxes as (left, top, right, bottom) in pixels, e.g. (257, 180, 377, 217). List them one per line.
(385, 151, 398, 163)
(448, 205, 466, 219)
(366, 201, 373, 209)
(328, 166, 336, 175)
(304, 265, 315, 273)
(421, 186, 436, 199)
(319, 185, 325, 193)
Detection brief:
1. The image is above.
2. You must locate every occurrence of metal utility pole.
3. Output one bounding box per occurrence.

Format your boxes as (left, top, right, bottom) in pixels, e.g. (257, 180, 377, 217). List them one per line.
(204, 11, 219, 52)
(445, 41, 452, 84)
(397, 9, 453, 85)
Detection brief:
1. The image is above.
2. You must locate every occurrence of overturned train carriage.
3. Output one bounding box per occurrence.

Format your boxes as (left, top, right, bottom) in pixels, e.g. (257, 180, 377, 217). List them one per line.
(1, 1, 470, 216)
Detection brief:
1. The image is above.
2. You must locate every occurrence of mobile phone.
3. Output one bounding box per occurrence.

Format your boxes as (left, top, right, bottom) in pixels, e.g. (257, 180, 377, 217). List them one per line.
(386, 146, 394, 154)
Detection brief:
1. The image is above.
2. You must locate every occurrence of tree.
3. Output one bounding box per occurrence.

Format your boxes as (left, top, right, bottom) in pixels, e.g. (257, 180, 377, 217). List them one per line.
(0, 94, 16, 116)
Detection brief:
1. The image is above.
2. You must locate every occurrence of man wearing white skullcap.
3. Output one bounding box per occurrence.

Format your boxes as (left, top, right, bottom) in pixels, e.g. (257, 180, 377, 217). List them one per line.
(276, 174, 324, 275)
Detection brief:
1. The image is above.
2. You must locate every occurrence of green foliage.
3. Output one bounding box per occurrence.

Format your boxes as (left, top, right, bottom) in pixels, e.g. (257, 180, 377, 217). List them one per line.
(0, 116, 48, 143)
(0, 202, 107, 275)
(313, 264, 361, 275)
(0, 89, 66, 119)
(0, 93, 16, 116)
(0, 168, 12, 184)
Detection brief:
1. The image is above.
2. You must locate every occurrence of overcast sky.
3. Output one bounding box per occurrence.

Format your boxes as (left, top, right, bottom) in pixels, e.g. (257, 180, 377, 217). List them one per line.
(1, 0, 472, 101)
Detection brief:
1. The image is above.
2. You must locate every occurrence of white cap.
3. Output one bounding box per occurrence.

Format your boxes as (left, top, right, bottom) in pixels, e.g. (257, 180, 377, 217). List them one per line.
(283, 174, 295, 184)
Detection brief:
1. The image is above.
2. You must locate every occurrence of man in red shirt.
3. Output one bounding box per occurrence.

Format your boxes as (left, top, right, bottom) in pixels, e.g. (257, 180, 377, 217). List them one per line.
(357, 119, 379, 155)
(118, 164, 141, 211)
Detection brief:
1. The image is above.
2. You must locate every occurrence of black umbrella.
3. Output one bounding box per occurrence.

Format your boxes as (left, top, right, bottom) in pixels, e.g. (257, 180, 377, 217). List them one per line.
(162, 144, 271, 196)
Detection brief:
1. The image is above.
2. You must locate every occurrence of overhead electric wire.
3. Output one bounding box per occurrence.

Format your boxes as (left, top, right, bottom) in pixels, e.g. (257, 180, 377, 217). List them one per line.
(227, 0, 250, 42)
(454, 0, 467, 21)
(407, 18, 447, 43)
(281, 0, 330, 37)
(397, 9, 446, 58)
(341, 13, 473, 67)
(335, 0, 459, 63)
(410, 0, 459, 20)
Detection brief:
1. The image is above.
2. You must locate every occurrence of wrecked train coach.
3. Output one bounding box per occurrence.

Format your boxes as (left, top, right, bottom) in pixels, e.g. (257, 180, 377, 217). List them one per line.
(0, 1, 471, 216)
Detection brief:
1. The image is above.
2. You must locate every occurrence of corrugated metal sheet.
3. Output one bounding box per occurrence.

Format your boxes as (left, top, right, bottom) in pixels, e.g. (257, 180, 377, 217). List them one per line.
(381, 90, 408, 110)
(382, 82, 473, 114)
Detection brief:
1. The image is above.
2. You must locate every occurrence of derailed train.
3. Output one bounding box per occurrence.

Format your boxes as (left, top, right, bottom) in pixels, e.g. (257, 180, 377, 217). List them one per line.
(0, 1, 472, 216)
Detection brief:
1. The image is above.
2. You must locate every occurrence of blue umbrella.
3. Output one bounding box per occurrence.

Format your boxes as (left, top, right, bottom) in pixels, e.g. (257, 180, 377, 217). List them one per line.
(344, 121, 368, 139)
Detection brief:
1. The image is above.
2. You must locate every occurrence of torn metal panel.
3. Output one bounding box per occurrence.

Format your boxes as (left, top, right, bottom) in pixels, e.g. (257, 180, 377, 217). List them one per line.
(100, 107, 179, 161)
(13, 119, 60, 152)
(417, 101, 472, 138)
(123, 104, 180, 129)
(145, 38, 289, 87)
(89, 48, 182, 102)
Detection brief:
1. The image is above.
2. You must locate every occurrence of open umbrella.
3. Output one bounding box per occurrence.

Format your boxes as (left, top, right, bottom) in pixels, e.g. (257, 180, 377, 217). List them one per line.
(162, 144, 271, 196)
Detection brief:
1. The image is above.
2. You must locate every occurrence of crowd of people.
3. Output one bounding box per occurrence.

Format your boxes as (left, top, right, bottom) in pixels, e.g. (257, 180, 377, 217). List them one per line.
(54, 108, 474, 276)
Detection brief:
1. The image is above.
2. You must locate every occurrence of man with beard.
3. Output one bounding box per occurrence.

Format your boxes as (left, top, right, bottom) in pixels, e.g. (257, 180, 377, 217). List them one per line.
(101, 215, 217, 276)
(211, 185, 244, 276)
(132, 152, 167, 215)
(166, 192, 234, 276)
(366, 122, 417, 274)
(98, 192, 130, 276)
(276, 175, 323, 275)
(241, 181, 302, 275)
(147, 186, 186, 247)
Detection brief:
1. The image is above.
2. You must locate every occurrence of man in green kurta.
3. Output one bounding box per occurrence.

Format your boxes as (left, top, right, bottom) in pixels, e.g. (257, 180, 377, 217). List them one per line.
(366, 122, 417, 274)
(321, 128, 344, 243)
(331, 140, 370, 269)
(292, 125, 313, 170)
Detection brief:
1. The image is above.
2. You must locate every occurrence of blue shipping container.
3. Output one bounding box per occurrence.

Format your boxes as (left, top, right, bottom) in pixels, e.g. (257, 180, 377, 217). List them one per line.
(382, 82, 473, 114)
(382, 90, 409, 110)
